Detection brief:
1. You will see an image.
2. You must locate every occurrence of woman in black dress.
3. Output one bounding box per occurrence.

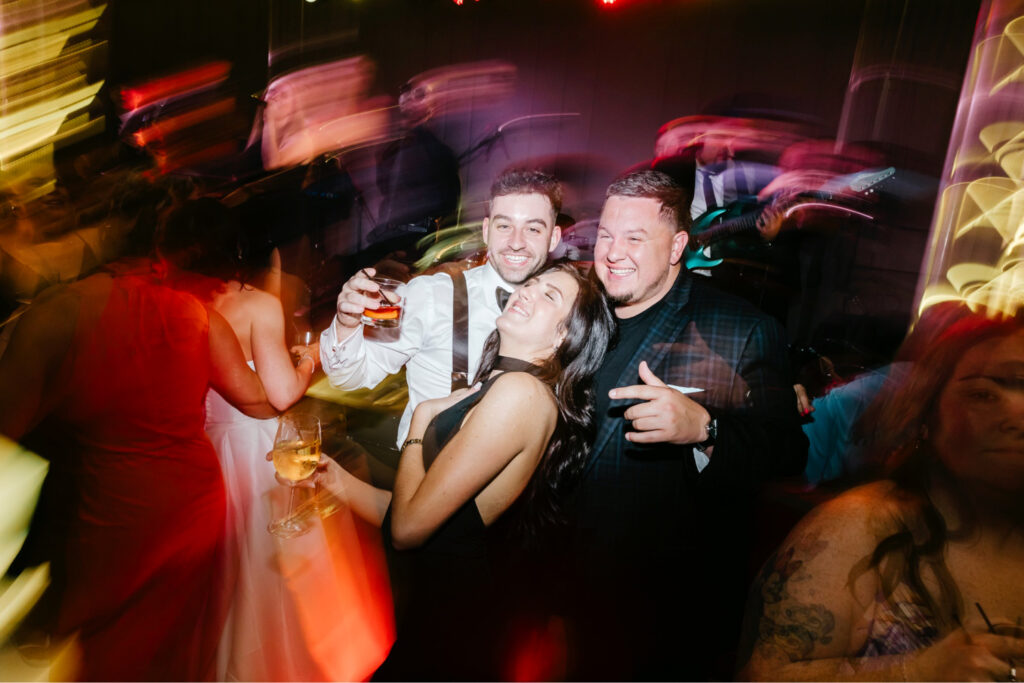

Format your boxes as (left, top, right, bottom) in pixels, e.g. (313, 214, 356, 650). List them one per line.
(323, 262, 614, 679)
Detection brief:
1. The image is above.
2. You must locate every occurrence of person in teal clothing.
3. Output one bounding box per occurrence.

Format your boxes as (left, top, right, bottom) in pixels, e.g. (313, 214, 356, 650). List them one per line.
(801, 302, 972, 486)
(802, 365, 901, 485)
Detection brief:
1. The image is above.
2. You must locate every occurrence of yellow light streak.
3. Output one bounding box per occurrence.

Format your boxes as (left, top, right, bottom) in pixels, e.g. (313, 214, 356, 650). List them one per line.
(0, 4, 105, 52)
(1, 38, 105, 89)
(0, 81, 104, 164)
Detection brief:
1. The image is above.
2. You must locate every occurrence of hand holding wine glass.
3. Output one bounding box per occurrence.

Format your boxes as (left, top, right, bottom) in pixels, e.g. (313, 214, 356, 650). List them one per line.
(290, 328, 319, 371)
(267, 413, 321, 538)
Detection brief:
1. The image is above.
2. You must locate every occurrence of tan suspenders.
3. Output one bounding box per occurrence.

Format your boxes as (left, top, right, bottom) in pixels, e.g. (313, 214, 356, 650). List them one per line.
(450, 270, 470, 391)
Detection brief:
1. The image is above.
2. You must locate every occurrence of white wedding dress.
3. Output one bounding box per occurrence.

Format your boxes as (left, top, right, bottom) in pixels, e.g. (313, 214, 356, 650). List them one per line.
(206, 373, 330, 681)
(205, 364, 395, 682)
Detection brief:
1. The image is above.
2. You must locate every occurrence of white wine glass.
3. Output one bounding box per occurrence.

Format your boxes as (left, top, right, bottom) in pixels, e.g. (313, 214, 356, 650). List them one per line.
(267, 413, 321, 538)
(293, 326, 315, 355)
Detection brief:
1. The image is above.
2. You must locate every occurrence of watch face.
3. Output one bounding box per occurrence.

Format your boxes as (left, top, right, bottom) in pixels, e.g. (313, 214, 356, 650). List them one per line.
(707, 418, 718, 440)
(696, 418, 717, 452)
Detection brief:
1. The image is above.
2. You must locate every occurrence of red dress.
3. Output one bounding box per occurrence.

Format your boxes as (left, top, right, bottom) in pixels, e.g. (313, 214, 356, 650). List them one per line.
(50, 272, 227, 681)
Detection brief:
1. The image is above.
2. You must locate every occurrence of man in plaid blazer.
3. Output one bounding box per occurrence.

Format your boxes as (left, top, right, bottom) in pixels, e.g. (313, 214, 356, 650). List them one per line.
(562, 170, 808, 680)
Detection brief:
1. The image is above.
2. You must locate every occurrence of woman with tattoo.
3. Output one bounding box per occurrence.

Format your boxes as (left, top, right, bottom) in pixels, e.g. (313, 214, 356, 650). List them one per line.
(738, 306, 1024, 681)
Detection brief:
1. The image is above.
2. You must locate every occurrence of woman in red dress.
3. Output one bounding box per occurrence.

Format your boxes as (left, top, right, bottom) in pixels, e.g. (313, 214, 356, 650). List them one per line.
(0, 262, 274, 681)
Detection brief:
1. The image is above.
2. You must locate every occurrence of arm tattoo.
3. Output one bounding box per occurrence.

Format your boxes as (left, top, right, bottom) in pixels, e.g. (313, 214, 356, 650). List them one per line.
(741, 530, 837, 665)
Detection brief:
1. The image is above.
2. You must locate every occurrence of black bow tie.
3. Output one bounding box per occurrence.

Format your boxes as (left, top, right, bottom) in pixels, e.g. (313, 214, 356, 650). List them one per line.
(496, 287, 511, 310)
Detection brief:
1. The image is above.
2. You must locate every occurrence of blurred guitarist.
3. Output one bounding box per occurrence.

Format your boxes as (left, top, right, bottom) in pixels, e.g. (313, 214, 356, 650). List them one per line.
(690, 154, 893, 330)
(682, 118, 797, 323)
(688, 119, 781, 223)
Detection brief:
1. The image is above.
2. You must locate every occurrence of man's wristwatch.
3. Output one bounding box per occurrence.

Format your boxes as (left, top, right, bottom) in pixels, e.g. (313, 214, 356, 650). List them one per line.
(697, 417, 718, 452)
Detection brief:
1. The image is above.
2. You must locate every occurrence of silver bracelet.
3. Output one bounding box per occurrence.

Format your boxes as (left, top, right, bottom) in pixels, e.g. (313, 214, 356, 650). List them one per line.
(401, 438, 423, 452)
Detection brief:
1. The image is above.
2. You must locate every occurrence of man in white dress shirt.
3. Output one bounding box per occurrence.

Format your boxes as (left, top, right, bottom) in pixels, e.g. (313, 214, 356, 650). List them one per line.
(320, 169, 563, 446)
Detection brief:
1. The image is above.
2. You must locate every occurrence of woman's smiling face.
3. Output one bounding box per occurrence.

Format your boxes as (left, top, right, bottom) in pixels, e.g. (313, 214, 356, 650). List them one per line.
(496, 269, 580, 359)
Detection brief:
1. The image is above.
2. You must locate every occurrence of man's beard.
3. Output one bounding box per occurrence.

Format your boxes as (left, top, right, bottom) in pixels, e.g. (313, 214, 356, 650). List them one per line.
(597, 267, 675, 309)
(596, 279, 639, 308)
(605, 290, 634, 306)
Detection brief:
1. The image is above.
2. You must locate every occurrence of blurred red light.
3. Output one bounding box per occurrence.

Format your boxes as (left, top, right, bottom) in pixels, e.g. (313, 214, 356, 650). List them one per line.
(120, 62, 230, 112)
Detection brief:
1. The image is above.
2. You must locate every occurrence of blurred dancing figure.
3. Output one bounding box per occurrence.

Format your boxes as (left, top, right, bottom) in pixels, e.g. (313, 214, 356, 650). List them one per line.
(366, 60, 516, 260)
(258, 56, 391, 171)
(0, 255, 273, 681)
(739, 306, 1024, 681)
(366, 78, 461, 262)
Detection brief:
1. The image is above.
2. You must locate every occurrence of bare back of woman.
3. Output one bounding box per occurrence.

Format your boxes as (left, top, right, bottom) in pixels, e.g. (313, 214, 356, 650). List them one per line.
(160, 199, 395, 681)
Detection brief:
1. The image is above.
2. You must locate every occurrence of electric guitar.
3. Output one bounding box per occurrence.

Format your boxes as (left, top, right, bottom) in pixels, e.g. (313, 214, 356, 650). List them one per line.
(685, 166, 895, 270)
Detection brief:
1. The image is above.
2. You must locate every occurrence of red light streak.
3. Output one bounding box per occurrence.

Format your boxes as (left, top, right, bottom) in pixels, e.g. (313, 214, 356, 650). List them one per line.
(120, 62, 230, 112)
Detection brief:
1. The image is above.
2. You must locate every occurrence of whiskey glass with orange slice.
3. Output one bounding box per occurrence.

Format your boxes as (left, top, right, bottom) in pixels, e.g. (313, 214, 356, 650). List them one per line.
(360, 277, 404, 328)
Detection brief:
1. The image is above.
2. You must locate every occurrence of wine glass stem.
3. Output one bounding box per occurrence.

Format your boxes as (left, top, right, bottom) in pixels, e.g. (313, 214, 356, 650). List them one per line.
(285, 484, 297, 520)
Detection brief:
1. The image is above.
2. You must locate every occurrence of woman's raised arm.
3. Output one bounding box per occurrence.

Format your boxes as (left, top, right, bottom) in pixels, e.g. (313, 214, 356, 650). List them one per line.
(247, 288, 314, 411)
(208, 308, 278, 419)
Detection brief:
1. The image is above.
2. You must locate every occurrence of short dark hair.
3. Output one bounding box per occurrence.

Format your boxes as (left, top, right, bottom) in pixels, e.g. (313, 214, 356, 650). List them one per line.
(489, 168, 563, 217)
(606, 169, 691, 233)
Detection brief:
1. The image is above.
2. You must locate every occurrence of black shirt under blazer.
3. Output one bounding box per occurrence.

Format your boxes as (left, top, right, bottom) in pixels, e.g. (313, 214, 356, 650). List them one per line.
(574, 268, 808, 560)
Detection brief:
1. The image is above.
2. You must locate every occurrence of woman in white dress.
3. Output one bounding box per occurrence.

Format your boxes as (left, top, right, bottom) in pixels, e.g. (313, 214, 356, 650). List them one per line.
(159, 199, 391, 681)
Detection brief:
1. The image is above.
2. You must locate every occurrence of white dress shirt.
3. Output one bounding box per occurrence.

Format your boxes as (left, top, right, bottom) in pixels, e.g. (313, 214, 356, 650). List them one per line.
(691, 160, 781, 220)
(320, 262, 510, 447)
(690, 165, 726, 220)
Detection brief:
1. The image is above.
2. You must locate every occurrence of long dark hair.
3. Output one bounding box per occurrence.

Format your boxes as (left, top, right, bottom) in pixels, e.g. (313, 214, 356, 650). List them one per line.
(474, 262, 615, 540)
(157, 198, 253, 284)
(859, 306, 1024, 627)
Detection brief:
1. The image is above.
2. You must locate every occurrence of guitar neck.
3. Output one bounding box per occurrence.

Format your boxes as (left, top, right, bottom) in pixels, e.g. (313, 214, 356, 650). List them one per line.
(692, 210, 762, 247)
(689, 167, 895, 249)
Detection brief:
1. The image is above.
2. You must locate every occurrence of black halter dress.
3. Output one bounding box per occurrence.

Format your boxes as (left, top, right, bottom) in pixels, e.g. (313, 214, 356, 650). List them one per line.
(375, 359, 546, 680)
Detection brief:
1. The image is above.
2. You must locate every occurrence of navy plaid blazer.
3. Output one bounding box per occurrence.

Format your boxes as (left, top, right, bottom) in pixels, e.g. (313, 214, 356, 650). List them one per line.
(573, 269, 808, 558)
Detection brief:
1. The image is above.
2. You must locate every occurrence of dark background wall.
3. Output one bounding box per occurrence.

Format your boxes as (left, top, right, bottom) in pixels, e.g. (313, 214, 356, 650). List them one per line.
(108, 0, 268, 96)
